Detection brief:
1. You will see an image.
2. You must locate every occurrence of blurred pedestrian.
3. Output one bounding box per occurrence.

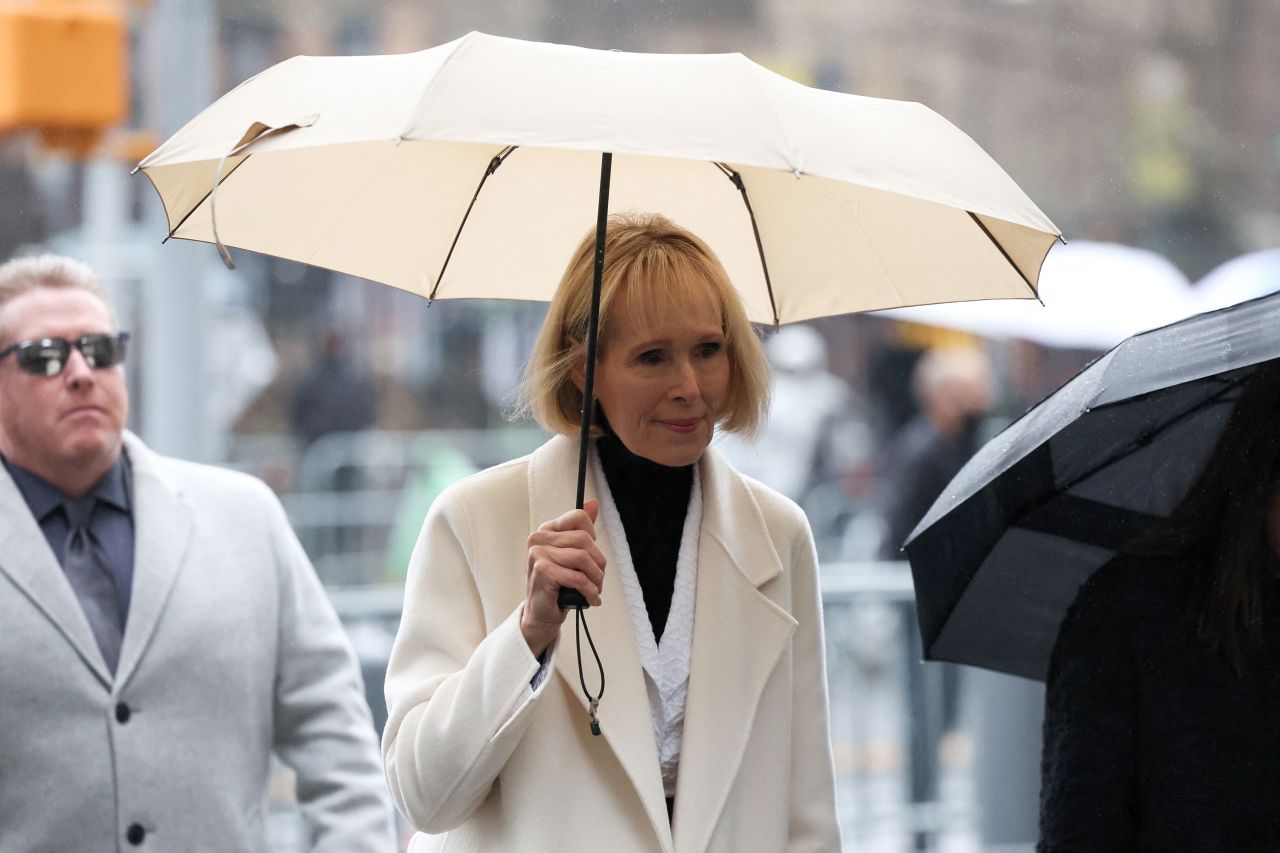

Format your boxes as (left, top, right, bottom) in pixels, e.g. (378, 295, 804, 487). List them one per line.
(716, 324, 863, 504)
(0, 255, 394, 851)
(881, 345, 995, 556)
(1040, 361, 1280, 850)
(289, 328, 378, 447)
(382, 213, 841, 852)
(879, 344, 994, 840)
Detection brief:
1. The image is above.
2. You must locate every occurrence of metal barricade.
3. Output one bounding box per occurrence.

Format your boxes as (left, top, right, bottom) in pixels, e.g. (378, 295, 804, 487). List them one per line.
(819, 563, 978, 851)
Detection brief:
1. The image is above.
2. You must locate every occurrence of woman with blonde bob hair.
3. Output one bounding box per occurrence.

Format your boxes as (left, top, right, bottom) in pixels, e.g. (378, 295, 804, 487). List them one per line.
(383, 213, 841, 853)
(523, 213, 771, 441)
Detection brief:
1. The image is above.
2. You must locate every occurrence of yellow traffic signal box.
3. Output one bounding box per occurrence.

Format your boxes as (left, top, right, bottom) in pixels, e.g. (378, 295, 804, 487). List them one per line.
(0, 0, 127, 134)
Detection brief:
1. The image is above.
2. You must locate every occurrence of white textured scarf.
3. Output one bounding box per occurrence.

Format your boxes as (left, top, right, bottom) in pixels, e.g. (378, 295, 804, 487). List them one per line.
(591, 449, 701, 798)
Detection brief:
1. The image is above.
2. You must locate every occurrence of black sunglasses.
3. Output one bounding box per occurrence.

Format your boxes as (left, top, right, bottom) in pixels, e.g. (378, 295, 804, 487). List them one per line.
(0, 332, 130, 377)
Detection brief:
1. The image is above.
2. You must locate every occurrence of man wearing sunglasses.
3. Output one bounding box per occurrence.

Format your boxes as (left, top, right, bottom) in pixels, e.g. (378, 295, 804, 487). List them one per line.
(0, 255, 394, 852)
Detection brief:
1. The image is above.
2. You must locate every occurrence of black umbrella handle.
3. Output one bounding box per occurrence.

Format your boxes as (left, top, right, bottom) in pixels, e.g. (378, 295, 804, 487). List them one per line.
(558, 151, 613, 611)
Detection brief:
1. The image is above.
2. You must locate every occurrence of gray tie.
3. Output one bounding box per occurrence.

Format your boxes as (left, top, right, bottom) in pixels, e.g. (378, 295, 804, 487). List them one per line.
(62, 498, 123, 675)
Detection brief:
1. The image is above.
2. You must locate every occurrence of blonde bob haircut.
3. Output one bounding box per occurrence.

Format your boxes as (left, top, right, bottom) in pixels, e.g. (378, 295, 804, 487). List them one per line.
(518, 212, 770, 441)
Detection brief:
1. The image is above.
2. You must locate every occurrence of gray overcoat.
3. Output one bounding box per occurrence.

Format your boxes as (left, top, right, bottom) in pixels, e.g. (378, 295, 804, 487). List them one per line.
(0, 432, 394, 852)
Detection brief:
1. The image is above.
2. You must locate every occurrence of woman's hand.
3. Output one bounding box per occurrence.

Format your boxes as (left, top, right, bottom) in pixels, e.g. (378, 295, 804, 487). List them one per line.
(520, 499, 606, 656)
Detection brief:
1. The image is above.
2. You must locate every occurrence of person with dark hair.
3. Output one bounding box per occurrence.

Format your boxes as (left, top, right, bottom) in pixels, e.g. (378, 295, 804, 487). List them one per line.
(1039, 360, 1280, 850)
(289, 329, 378, 447)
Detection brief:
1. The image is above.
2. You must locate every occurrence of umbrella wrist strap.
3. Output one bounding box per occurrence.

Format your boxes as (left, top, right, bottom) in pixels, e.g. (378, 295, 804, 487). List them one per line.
(574, 606, 605, 736)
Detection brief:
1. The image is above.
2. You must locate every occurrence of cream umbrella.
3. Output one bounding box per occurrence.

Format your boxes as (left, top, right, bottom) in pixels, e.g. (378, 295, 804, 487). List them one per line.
(137, 31, 1058, 324)
(136, 30, 1060, 726)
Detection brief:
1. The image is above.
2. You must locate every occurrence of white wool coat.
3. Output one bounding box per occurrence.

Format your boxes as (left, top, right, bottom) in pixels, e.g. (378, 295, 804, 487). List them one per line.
(383, 435, 841, 852)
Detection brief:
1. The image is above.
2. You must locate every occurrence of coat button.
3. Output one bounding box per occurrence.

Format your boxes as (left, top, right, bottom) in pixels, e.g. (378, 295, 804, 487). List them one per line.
(115, 703, 131, 724)
(126, 823, 145, 845)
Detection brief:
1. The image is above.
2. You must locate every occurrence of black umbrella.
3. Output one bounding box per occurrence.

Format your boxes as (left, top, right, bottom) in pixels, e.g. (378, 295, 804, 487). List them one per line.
(904, 291, 1280, 680)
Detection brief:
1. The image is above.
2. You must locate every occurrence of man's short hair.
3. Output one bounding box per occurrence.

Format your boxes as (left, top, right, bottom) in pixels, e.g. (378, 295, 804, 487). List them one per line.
(0, 254, 114, 341)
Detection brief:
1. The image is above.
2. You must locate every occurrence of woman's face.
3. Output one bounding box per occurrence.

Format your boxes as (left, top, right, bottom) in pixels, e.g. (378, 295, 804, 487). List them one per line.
(588, 286, 731, 467)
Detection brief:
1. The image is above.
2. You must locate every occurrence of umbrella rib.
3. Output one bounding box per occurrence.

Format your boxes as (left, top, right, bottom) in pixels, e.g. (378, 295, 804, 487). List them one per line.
(429, 145, 518, 301)
(1016, 373, 1247, 538)
(716, 163, 779, 327)
(967, 212, 1038, 300)
(1018, 495, 1166, 551)
(162, 155, 254, 243)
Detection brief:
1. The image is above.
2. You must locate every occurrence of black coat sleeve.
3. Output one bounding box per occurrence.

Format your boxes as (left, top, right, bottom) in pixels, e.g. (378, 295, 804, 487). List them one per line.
(1038, 567, 1140, 852)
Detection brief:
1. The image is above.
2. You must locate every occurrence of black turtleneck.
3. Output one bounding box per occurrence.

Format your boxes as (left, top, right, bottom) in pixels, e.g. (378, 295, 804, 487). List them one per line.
(596, 432, 693, 643)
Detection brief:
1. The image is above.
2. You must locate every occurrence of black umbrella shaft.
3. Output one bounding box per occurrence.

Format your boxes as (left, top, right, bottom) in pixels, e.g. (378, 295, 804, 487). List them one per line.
(560, 151, 613, 610)
(575, 152, 612, 508)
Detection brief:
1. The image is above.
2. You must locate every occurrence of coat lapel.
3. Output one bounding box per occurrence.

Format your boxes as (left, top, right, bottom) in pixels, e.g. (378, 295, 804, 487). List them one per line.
(113, 433, 195, 689)
(673, 447, 797, 853)
(528, 436, 673, 852)
(0, 462, 114, 687)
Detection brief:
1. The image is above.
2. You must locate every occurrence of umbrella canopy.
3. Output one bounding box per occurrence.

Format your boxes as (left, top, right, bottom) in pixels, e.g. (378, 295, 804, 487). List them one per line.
(879, 241, 1197, 350)
(903, 291, 1280, 681)
(136, 31, 1060, 326)
(1194, 248, 1280, 314)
